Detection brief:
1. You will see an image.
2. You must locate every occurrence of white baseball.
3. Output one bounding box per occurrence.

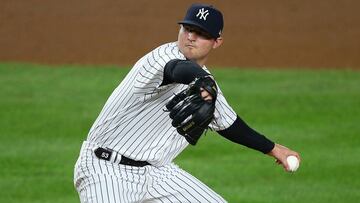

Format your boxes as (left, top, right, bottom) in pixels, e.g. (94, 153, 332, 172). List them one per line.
(286, 155, 299, 172)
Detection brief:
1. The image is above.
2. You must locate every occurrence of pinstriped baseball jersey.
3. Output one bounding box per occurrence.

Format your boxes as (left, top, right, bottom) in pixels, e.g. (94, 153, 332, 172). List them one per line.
(86, 42, 237, 166)
(74, 4, 239, 202)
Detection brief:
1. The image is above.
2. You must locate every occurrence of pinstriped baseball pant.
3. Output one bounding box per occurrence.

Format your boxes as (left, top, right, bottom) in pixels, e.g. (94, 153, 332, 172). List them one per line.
(74, 141, 227, 203)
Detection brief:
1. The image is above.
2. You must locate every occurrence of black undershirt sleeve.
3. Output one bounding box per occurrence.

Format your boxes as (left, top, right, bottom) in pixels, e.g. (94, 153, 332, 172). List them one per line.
(161, 59, 210, 85)
(217, 116, 275, 154)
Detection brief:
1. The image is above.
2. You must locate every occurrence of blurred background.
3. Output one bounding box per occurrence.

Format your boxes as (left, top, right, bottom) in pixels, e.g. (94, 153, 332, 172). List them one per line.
(1, 0, 359, 68)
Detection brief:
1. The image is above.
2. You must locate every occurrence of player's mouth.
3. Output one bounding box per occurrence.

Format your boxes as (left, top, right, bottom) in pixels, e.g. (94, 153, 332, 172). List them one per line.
(186, 44, 196, 48)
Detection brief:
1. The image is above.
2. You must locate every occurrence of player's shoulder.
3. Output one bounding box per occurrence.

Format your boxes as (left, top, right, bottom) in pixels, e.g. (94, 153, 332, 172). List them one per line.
(152, 42, 185, 59)
(155, 42, 177, 50)
(132, 42, 184, 71)
(138, 42, 185, 67)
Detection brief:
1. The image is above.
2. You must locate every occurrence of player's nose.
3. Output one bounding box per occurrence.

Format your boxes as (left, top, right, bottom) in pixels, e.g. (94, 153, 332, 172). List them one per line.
(187, 32, 197, 41)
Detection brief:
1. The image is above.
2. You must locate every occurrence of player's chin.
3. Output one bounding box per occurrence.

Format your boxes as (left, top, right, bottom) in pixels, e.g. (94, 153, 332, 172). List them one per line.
(183, 51, 198, 61)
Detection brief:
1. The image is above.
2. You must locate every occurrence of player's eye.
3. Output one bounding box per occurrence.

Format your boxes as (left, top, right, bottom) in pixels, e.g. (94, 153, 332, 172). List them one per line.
(196, 30, 213, 40)
(183, 25, 213, 40)
(183, 25, 194, 33)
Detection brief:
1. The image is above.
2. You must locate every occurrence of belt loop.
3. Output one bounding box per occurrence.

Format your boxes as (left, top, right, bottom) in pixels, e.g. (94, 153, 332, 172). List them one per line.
(112, 151, 122, 164)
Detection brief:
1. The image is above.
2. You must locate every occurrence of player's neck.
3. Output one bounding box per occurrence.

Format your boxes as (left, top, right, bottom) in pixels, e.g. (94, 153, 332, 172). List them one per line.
(195, 57, 208, 67)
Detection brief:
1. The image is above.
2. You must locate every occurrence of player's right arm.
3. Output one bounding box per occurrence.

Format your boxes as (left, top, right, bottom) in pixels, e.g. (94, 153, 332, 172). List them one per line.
(217, 116, 275, 154)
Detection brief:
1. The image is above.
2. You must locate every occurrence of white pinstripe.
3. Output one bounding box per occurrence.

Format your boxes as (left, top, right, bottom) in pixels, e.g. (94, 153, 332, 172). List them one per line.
(74, 42, 236, 202)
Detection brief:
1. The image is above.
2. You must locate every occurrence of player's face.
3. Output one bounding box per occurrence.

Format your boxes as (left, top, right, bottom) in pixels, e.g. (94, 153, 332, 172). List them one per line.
(178, 24, 223, 66)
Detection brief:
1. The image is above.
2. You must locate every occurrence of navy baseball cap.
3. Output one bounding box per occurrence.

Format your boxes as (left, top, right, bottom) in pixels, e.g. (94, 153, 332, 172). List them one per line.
(178, 3, 224, 39)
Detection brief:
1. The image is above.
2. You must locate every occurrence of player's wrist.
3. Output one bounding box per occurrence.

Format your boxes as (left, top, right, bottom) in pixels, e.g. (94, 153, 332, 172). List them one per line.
(267, 143, 282, 157)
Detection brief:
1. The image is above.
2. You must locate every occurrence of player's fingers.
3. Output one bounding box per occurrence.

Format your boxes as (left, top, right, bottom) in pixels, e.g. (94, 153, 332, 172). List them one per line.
(276, 159, 289, 172)
(282, 158, 290, 172)
(276, 159, 287, 171)
(200, 88, 212, 101)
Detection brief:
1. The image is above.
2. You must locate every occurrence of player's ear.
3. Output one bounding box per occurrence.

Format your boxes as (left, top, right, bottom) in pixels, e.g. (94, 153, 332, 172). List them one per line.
(212, 37, 223, 49)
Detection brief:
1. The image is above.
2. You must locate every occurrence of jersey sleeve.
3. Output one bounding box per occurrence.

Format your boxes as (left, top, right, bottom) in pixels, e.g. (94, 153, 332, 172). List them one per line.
(209, 86, 238, 131)
(133, 43, 184, 94)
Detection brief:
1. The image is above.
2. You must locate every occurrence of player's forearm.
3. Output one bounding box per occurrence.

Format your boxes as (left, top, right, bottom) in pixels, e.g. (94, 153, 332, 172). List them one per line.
(161, 59, 209, 86)
(217, 116, 275, 154)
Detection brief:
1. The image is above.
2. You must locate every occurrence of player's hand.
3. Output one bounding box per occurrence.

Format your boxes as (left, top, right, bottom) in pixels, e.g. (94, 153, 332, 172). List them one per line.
(267, 143, 301, 172)
(200, 87, 213, 101)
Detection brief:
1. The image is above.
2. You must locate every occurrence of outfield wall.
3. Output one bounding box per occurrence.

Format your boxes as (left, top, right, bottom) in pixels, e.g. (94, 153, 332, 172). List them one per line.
(1, 0, 359, 68)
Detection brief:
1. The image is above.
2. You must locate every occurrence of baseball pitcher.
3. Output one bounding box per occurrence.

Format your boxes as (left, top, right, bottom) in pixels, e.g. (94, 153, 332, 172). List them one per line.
(74, 3, 301, 203)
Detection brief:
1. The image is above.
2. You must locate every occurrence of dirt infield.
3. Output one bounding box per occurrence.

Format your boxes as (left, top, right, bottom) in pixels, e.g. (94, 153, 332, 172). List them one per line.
(1, 0, 359, 68)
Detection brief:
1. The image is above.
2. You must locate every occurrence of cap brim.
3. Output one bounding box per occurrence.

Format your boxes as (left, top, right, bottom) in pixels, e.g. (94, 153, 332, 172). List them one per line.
(178, 20, 217, 38)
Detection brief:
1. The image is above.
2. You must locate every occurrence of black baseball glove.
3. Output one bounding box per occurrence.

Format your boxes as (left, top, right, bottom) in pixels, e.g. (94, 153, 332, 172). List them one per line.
(165, 76, 217, 145)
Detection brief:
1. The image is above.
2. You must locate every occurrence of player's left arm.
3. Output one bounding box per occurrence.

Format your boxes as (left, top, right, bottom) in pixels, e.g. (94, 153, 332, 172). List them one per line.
(161, 59, 210, 86)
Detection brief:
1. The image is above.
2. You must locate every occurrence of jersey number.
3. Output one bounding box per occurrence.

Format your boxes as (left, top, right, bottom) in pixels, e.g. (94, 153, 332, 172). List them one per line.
(101, 152, 109, 159)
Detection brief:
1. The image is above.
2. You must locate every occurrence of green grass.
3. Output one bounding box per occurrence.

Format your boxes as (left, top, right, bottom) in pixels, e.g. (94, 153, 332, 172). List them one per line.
(0, 63, 359, 203)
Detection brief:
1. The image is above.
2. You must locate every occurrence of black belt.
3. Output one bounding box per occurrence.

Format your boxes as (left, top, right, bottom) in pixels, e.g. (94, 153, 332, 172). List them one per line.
(94, 147, 150, 167)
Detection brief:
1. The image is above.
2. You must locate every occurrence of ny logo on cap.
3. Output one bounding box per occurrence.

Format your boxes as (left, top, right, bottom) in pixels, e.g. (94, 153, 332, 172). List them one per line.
(196, 8, 209, 20)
